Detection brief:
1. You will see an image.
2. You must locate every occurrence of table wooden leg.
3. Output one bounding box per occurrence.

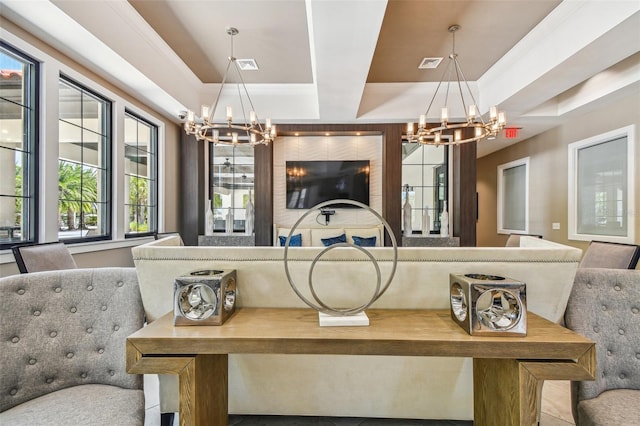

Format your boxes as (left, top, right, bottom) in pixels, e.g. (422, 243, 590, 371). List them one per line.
(473, 358, 539, 426)
(179, 354, 228, 426)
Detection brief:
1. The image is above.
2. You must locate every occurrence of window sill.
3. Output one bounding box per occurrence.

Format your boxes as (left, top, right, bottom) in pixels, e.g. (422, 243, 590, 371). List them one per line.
(0, 236, 155, 265)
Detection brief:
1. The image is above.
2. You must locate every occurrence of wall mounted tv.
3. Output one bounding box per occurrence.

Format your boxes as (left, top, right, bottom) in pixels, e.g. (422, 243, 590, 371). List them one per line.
(286, 160, 370, 209)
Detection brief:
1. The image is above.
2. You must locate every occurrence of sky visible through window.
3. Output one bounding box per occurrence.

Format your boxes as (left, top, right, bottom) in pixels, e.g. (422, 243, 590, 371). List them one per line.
(0, 55, 22, 69)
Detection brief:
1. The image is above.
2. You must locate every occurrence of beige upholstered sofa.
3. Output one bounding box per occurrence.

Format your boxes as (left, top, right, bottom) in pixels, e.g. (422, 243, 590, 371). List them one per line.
(132, 236, 581, 420)
(273, 224, 384, 247)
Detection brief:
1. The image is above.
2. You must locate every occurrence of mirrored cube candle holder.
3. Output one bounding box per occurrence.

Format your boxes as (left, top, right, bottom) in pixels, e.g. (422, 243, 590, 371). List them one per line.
(449, 273, 526, 336)
(174, 269, 237, 326)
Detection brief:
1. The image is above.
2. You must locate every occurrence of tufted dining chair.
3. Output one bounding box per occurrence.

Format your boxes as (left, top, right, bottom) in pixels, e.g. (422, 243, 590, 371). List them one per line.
(0, 268, 145, 426)
(11, 242, 77, 273)
(578, 240, 640, 269)
(564, 268, 640, 425)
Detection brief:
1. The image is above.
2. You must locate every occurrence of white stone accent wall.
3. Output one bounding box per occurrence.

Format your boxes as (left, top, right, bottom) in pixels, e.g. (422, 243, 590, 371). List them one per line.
(273, 135, 383, 227)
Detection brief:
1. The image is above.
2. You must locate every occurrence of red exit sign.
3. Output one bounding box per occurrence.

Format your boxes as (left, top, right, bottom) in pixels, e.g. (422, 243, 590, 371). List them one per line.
(504, 127, 521, 139)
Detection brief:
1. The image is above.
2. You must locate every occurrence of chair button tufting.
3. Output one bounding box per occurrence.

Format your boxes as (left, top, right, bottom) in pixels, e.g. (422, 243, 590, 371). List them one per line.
(619, 373, 626, 379)
(586, 284, 592, 289)
(33, 310, 41, 316)
(101, 305, 107, 311)
(117, 281, 123, 287)
(614, 285, 621, 291)
(17, 288, 25, 295)
(601, 305, 607, 311)
(607, 350, 612, 356)
(66, 352, 74, 359)
(49, 331, 57, 338)
(109, 370, 115, 376)
(619, 329, 625, 335)
(54, 287, 62, 293)
(28, 358, 36, 365)
(113, 325, 120, 331)
(70, 307, 77, 313)
(11, 336, 19, 343)
(87, 327, 93, 334)
(86, 285, 93, 291)
(593, 326, 600, 333)
(632, 308, 639, 314)
(98, 348, 104, 354)
(80, 372, 87, 379)
(46, 378, 53, 384)
(636, 353, 640, 359)
(9, 388, 17, 396)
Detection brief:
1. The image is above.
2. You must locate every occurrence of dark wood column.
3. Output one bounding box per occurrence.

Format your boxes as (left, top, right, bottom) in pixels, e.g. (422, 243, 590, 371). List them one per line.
(452, 140, 477, 246)
(381, 125, 403, 246)
(179, 132, 205, 246)
(254, 143, 273, 246)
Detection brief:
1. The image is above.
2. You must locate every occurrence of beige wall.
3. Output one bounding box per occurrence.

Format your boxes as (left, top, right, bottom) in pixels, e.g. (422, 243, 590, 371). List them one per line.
(477, 86, 640, 255)
(1, 19, 181, 276)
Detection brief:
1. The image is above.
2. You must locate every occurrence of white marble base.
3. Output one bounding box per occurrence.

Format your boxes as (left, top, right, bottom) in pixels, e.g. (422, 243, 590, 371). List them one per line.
(318, 311, 369, 327)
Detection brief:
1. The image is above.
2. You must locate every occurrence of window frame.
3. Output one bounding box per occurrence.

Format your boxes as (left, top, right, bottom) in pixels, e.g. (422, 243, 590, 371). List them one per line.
(401, 142, 450, 234)
(124, 109, 158, 238)
(568, 125, 635, 243)
(497, 157, 530, 235)
(57, 74, 112, 243)
(208, 143, 255, 233)
(0, 42, 39, 250)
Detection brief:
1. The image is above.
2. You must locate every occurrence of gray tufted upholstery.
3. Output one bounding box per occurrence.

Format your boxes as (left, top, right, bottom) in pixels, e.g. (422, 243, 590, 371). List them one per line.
(564, 268, 640, 426)
(0, 268, 145, 425)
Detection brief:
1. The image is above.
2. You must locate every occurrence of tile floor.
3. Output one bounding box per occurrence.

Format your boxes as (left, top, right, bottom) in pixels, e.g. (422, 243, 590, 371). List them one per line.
(144, 375, 575, 425)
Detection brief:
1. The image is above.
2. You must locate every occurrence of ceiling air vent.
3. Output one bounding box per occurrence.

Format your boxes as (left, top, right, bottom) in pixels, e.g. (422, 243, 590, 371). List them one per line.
(418, 57, 443, 69)
(237, 59, 259, 71)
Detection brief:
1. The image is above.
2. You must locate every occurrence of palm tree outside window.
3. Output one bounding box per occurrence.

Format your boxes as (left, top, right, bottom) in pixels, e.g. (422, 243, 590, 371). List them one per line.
(58, 76, 111, 241)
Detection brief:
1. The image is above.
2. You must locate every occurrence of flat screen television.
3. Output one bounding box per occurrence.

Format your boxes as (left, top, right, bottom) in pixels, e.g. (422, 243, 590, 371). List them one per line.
(286, 160, 370, 209)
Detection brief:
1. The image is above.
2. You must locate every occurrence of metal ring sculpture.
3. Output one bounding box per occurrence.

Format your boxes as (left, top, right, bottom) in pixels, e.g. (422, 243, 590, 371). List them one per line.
(283, 199, 398, 316)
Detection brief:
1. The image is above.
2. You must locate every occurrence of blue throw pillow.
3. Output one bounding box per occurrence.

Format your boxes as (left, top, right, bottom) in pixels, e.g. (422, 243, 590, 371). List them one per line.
(321, 233, 347, 247)
(353, 235, 377, 247)
(279, 233, 302, 247)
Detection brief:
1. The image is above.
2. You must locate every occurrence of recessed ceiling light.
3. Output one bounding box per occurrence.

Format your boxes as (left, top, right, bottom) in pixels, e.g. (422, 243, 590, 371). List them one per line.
(418, 57, 443, 69)
(237, 59, 259, 71)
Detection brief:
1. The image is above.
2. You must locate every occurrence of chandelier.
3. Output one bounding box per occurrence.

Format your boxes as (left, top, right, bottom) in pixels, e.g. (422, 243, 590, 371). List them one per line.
(406, 25, 506, 146)
(182, 27, 275, 146)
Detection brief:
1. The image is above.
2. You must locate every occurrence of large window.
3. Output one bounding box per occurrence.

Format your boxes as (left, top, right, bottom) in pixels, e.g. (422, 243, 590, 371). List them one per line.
(58, 77, 111, 241)
(209, 144, 254, 232)
(568, 126, 635, 243)
(0, 43, 38, 249)
(497, 157, 529, 234)
(124, 111, 157, 236)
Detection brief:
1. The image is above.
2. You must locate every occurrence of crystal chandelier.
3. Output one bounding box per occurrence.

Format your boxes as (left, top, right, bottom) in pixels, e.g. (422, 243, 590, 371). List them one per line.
(182, 27, 275, 146)
(406, 25, 506, 146)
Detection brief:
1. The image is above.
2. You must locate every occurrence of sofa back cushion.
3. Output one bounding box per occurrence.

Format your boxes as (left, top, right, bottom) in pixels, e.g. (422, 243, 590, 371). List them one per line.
(278, 233, 302, 247)
(0, 268, 144, 413)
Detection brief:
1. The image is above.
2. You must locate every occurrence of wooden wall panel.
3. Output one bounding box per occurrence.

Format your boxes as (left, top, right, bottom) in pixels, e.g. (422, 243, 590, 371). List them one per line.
(179, 123, 476, 247)
(254, 143, 273, 246)
(452, 140, 477, 247)
(179, 133, 204, 246)
(275, 123, 404, 246)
